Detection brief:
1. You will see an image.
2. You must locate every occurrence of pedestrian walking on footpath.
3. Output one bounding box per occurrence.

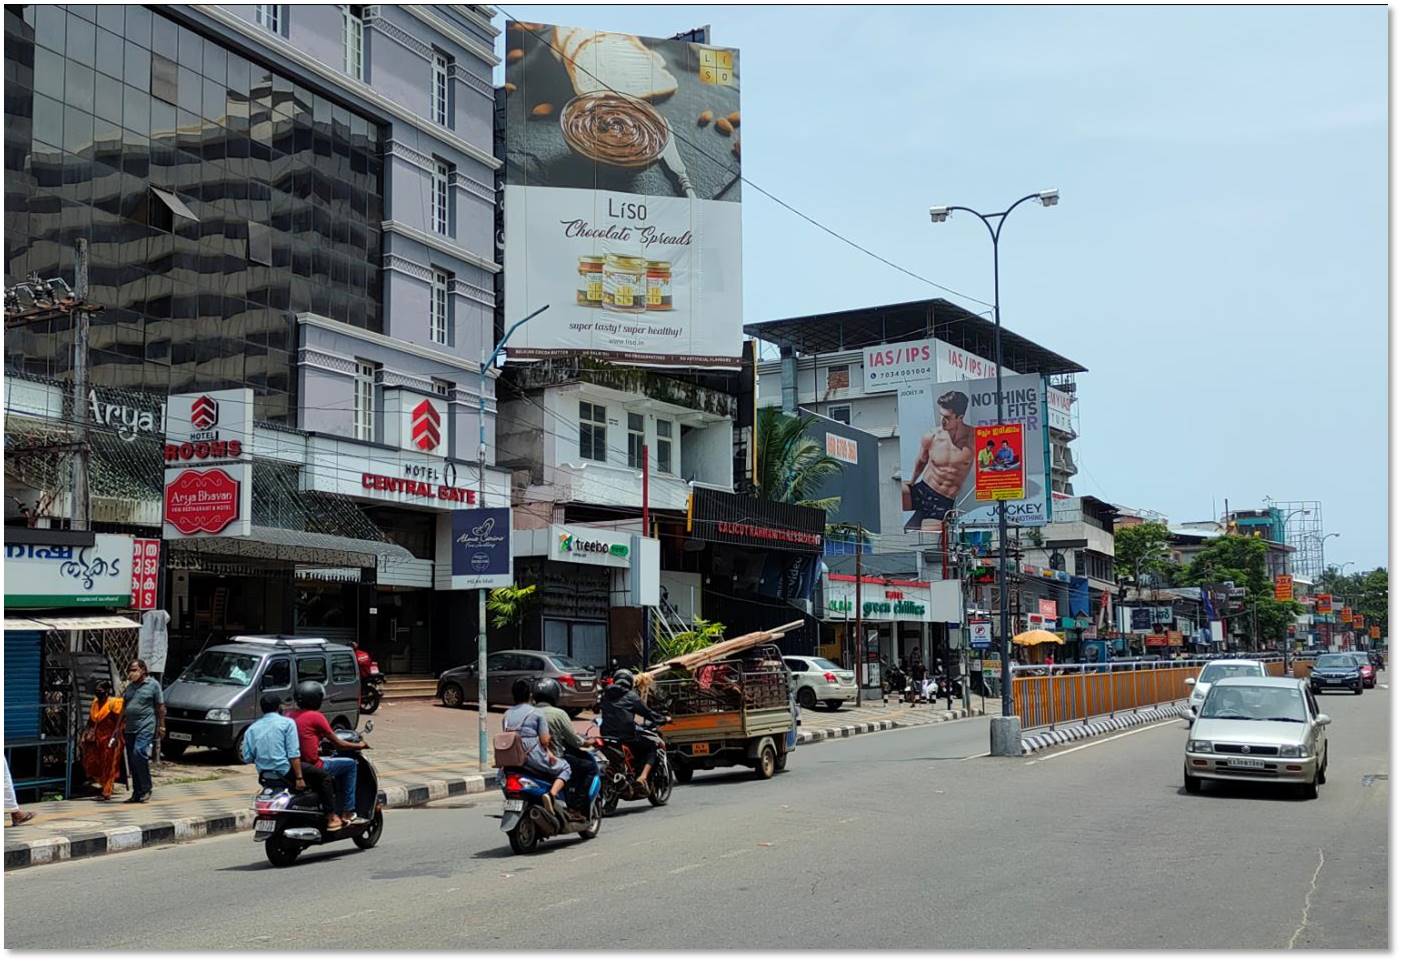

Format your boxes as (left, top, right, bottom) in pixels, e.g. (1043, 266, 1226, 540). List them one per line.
(121, 659, 165, 804)
(81, 679, 126, 800)
(3, 756, 34, 826)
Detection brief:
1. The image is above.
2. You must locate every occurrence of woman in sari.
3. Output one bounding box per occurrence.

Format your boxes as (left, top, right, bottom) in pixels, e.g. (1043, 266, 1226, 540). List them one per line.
(81, 680, 125, 800)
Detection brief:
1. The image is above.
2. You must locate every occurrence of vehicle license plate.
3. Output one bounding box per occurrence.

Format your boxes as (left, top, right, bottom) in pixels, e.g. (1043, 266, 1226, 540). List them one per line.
(168, 731, 193, 741)
(255, 819, 277, 833)
(1228, 757, 1266, 769)
(692, 743, 711, 756)
(504, 799, 525, 812)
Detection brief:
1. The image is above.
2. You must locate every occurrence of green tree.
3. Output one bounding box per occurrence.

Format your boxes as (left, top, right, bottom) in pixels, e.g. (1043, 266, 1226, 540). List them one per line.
(487, 584, 537, 646)
(1252, 595, 1304, 645)
(1113, 521, 1180, 586)
(1180, 534, 1270, 597)
(755, 407, 843, 513)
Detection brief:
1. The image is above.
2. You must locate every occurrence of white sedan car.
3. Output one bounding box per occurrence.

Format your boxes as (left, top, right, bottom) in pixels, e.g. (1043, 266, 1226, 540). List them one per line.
(783, 656, 857, 711)
(1184, 659, 1268, 719)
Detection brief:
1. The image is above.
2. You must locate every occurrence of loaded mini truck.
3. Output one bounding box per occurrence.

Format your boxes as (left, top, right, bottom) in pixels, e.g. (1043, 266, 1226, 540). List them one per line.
(646, 644, 798, 782)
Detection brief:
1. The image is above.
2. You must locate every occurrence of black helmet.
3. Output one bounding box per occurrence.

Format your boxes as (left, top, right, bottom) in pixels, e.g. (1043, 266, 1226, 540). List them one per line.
(613, 669, 634, 691)
(532, 677, 562, 706)
(294, 680, 325, 710)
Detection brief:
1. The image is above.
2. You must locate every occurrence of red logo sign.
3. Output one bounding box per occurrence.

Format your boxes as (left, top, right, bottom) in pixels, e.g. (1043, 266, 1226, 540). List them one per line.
(131, 538, 161, 609)
(191, 395, 219, 431)
(165, 469, 240, 535)
(411, 399, 441, 452)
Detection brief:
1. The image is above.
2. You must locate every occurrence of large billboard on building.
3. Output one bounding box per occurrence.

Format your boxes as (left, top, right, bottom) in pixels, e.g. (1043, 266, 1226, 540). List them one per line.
(800, 414, 881, 533)
(503, 23, 742, 366)
(861, 337, 1012, 393)
(896, 374, 1052, 528)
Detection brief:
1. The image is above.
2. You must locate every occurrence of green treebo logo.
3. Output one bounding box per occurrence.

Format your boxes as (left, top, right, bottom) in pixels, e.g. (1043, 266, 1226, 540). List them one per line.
(558, 531, 629, 559)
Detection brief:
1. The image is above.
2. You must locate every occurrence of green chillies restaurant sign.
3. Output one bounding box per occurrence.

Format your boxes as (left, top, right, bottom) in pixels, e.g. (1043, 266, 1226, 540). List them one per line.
(823, 575, 938, 623)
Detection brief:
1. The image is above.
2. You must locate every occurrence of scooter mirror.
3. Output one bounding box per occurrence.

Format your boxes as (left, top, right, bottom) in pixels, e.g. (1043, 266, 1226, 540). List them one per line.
(364, 719, 374, 733)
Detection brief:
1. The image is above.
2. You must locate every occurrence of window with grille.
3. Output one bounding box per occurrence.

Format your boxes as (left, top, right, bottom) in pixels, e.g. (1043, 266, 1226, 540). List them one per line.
(344, 6, 365, 80)
(579, 402, 607, 462)
(431, 378, 453, 400)
(432, 160, 451, 235)
(627, 413, 644, 469)
(354, 360, 377, 441)
(828, 405, 851, 425)
(430, 269, 450, 344)
(255, 5, 282, 34)
(432, 52, 450, 126)
(656, 419, 673, 474)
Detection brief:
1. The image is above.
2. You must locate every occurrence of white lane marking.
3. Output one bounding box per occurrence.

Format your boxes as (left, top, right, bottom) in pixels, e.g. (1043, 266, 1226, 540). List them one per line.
(961, 751, 991, 761)
(1286, 849, 1326, 949)
(543, 897, 582, 911)
(718, 848, 750, 859)
(1025, 719, 1181, 765)
(568, 851, 599, 863)
(668, 862, 706, 875)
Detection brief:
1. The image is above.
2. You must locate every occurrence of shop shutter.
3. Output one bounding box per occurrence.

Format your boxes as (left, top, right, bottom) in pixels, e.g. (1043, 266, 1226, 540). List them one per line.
(4, 631, 42, 742)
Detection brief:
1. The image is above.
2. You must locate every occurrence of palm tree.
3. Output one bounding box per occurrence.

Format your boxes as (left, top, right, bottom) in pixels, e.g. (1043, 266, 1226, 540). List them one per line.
(487, 584, 537, 647)
(755, 407, 844, 513)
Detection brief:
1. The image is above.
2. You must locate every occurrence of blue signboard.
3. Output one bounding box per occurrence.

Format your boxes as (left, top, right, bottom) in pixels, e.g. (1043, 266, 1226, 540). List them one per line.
(450, 508, 513, 589)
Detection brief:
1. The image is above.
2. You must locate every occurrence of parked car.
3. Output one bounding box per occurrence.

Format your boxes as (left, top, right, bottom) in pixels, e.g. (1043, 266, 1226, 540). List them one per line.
(1183, 676, 1330, 799)
(436, 650, 599, 716)
(1350, 652, 1378, 688)
(1183, 659, 1268, 718)
(1310, 652, 1365, 695)
(782, 656, 857, 710)
(163, 635, 360, 759)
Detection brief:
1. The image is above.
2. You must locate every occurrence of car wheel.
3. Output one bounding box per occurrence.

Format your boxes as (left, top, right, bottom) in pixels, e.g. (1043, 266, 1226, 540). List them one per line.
(1299, 770, 1320, 800)
(160, 739, 188, 760)
(565, 707, 582, 719)
(1317, 748, 1328, 785)
(1183, 767, 1204, 795)
(824, 700, 844, 711)
(797, 687, 817, 710)
(441, 683, 464, 709)
(1355, 684, 1364, 695)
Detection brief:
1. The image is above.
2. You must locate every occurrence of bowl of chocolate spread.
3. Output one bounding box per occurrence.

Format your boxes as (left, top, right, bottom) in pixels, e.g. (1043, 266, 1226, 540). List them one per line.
(560, 92, 670, 169)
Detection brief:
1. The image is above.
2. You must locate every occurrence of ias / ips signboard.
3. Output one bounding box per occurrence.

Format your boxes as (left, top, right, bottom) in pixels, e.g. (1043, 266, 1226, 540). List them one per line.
(503, 23, 742, 366)
(449, 508, 513, 590)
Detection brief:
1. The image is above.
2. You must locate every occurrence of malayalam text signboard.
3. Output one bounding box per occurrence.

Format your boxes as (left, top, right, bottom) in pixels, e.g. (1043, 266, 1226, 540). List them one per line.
(5, 534, 135, 608)
(1274, 574, 1293, 601)
(131, 538, 161, 610)
(504, 23, 742, 365)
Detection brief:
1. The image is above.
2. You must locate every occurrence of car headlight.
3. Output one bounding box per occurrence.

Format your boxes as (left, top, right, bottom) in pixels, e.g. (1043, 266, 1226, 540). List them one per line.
(206, 708, 231, 722)
(1277, 744, 1306, 757)
(1187, 740, 1213, 753)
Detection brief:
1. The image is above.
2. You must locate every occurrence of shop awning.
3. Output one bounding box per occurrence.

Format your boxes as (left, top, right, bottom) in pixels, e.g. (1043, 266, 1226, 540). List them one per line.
(4, 615, 141, 631)
(168, 526, 415, 568)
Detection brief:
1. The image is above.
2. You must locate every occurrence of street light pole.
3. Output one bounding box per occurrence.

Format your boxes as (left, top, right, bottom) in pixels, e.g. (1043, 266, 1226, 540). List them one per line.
(475, 304, 548, 769)
(930, 190, 1058, 756)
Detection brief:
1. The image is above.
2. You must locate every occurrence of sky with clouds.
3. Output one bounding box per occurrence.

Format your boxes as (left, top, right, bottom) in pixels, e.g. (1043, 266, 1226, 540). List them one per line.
(496, 5, 1387, 570)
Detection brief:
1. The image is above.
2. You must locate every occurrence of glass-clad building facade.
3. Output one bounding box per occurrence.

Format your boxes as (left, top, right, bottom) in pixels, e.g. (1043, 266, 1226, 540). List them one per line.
(4, 4, 384, 421)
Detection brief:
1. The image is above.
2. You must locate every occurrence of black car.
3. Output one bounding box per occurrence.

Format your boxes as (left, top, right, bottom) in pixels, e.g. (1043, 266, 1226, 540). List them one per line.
(1310, 652, 1364, 695)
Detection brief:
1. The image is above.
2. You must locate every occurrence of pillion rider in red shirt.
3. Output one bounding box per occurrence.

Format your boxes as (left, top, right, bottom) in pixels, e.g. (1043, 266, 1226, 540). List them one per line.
(288, 681, 369, 831)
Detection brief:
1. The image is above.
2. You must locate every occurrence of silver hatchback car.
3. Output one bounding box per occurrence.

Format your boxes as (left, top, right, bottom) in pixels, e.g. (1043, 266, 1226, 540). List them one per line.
(1184, 676, 1330, 799)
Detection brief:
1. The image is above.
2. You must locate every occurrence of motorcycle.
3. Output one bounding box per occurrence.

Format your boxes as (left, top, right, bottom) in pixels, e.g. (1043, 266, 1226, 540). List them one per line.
(359, 667, 385, 715)
(591, 718, 674, 815)
(499, 763, 603, 855)
(251, 720, 385, 867)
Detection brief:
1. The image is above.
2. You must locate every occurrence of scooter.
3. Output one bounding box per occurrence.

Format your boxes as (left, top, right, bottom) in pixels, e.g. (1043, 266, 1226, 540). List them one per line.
(359, 668, 385, 715)
(592, 718, 673, 815)
(251, 720, 385, 867)
(499, 765, 603, 855)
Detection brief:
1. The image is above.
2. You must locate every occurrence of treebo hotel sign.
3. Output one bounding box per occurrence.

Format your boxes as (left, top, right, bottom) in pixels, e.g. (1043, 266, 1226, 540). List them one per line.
(550, 524, 632, 568)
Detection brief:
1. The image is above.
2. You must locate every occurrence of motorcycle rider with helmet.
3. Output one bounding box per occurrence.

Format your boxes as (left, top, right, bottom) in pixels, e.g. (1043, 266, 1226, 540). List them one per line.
(531, 678, 598, 816)
(598, 669, 666, 788)
(287, 681, 368, 831)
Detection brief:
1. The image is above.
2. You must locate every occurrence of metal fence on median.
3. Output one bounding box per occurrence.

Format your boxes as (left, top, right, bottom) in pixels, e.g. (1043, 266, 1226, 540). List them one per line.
(1013, 656, 1316, 731)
